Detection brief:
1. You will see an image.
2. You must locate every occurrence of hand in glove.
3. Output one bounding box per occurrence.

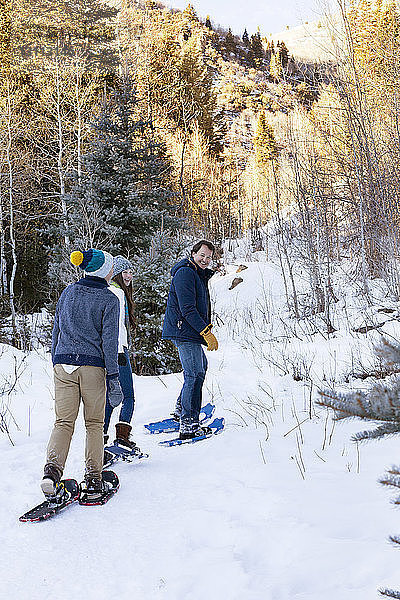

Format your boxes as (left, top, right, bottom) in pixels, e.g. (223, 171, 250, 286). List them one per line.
(107, 378, 123, 408)
(200, 324, 219, 351)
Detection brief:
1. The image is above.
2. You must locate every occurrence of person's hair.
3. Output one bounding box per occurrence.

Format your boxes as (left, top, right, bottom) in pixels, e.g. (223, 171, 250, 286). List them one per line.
(112, 272, 135, 329)
(191, 240, 215, 256)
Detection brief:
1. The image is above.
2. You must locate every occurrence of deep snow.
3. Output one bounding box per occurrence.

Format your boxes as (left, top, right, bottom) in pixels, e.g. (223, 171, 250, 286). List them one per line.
(1, 258, 400, 599)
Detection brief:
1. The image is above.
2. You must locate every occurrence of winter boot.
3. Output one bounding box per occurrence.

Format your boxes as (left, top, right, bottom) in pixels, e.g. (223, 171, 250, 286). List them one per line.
(41, 464, 63, 501)
(179, 423, 212, 441)
(171, 396, 182, 421)
(114, 422, 137, 451)
(81, 474, 107, 501)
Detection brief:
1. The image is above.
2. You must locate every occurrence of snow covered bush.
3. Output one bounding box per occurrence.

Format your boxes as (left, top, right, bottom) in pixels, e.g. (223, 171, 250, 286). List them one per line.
(318, 338, 400, 599)
(131, 231, 189, 375)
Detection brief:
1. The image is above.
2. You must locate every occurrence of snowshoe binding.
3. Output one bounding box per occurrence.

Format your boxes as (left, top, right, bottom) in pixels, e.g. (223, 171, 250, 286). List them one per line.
(79, 470, 119, 506)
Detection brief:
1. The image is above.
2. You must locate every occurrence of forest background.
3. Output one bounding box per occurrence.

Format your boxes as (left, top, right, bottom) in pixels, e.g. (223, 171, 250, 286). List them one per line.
(0, 0, 399, 375)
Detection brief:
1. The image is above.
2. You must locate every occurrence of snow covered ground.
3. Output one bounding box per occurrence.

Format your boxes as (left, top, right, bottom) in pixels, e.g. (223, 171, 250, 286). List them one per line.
(1, 257, 400, 599)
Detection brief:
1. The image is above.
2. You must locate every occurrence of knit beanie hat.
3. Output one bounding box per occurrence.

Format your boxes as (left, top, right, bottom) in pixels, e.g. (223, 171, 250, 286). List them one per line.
(113, 255, 133, 277)
(70, 249, 113, 279)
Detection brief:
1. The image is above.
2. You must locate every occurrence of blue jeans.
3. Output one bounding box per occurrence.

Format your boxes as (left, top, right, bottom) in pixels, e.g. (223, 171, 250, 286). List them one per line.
(104, 347, 135, 434)
(173, 341, 208, 427)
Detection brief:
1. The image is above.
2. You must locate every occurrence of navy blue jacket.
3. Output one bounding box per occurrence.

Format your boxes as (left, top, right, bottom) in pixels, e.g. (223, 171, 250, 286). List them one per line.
(162, 258, 214, 344)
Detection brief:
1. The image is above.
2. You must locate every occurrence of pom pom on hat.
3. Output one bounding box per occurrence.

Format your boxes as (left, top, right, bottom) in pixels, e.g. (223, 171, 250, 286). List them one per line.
(70, 251, 84, 267)
(70, 248, 113, 279)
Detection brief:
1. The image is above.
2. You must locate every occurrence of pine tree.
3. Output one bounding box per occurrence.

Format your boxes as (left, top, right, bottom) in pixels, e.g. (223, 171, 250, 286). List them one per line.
(64, 77, 178, 254)
(295, 82, 317, 109)
(47, 75, 180, 295)
(205, 15, 212, 30)
(242, 28, 250, 46)
(279, 41, 289, 68)
(250, 31, 264, 66)
(246, 47, 255, 68)
(264, 40, 271, 59)
(131, 231, 187, 375)
(224, 28, 236, 54)
(254, 110, 278, 170)
(49, 77, 184, 373)
(129, 8, 220, 152)
(269, 50, 283, 81)
(317, 338, 400, 599)
(183, 3, 198, 23)
(11, 0, 118, 71)
(0, 0, 12, 75)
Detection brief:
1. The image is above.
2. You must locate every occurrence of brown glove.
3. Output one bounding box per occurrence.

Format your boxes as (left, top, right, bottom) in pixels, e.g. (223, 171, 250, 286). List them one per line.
(200, 324, 219, 351)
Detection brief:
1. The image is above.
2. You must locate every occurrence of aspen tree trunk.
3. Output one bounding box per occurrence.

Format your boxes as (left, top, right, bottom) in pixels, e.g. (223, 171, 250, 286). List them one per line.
(55, 58, 69, 248)
(272, 161, 300, 318)
(341, 92, 369, 295)
(0, 186, 7, 296)
(5, 82, 17, 341)
(336, 3, 370, 292)
(289, 133, 324, 313)
(235, 157, 243, 236)
(310, 158, 335, 333)
(179, 137, 187, 209)
(75, 59, 83, 182)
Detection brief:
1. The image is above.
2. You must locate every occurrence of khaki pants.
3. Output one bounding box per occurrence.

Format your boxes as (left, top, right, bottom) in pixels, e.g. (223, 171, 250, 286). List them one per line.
(46, 365, 106, 478)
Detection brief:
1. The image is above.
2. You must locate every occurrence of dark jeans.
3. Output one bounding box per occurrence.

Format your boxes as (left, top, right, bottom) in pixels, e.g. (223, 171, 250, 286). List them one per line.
(173, 340, 208, 427)
(104, 347, 135, 434)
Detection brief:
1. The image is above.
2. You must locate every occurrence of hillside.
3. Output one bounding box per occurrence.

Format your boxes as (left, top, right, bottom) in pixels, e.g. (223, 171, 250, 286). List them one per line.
(2, 245, 400, 599)
(266, 13, 344, 62)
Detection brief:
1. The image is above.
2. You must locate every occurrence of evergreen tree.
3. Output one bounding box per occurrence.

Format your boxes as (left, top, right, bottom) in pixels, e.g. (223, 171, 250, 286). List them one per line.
(63, 76, 179, 256)
(269, 50, 283, 81)
(224, 28, 236, 54)
(12, 0, 118, 70)
(242, 28, 250, 46)
(205, 15, 212, 30)
(317, 338, 400, 599)
(279, 41, 289, 68)
(250, 31, 264, 66)
(131, 231, 187, 375)
(264, 40, 272, 59)
(254, 110, 278, 170)
(0, 0, 12, 75)
(183, 3, 198, 22)
(246, 47, 255, 68)
(49, 77, 184, 373)
(295, 82, 317, 109)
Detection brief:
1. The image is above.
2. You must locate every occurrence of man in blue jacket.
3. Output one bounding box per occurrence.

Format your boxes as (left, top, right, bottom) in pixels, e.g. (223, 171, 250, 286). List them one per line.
(162, 240, 219, 440)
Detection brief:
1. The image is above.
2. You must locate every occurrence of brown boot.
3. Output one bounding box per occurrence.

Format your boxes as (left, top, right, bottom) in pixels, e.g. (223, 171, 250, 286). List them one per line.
(115, 422, 136, 450)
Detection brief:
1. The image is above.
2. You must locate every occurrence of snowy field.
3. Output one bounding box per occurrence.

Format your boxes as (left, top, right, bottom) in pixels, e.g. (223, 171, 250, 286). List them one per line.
(1, 257, 400, 599)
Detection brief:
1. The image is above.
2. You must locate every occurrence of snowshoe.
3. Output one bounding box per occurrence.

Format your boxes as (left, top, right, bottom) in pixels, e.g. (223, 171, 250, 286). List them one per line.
(79, 470, 119, 506)
(103, 442, 149, 468)
(19, 479, 79, 522)
(159, 417, 225, 447)
(144, 402, 215, 434)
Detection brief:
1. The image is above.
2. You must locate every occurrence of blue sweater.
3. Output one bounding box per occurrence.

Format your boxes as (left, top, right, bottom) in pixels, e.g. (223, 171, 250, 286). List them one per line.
(52, 276, 120, 379)
(162, 258, 214, 344)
